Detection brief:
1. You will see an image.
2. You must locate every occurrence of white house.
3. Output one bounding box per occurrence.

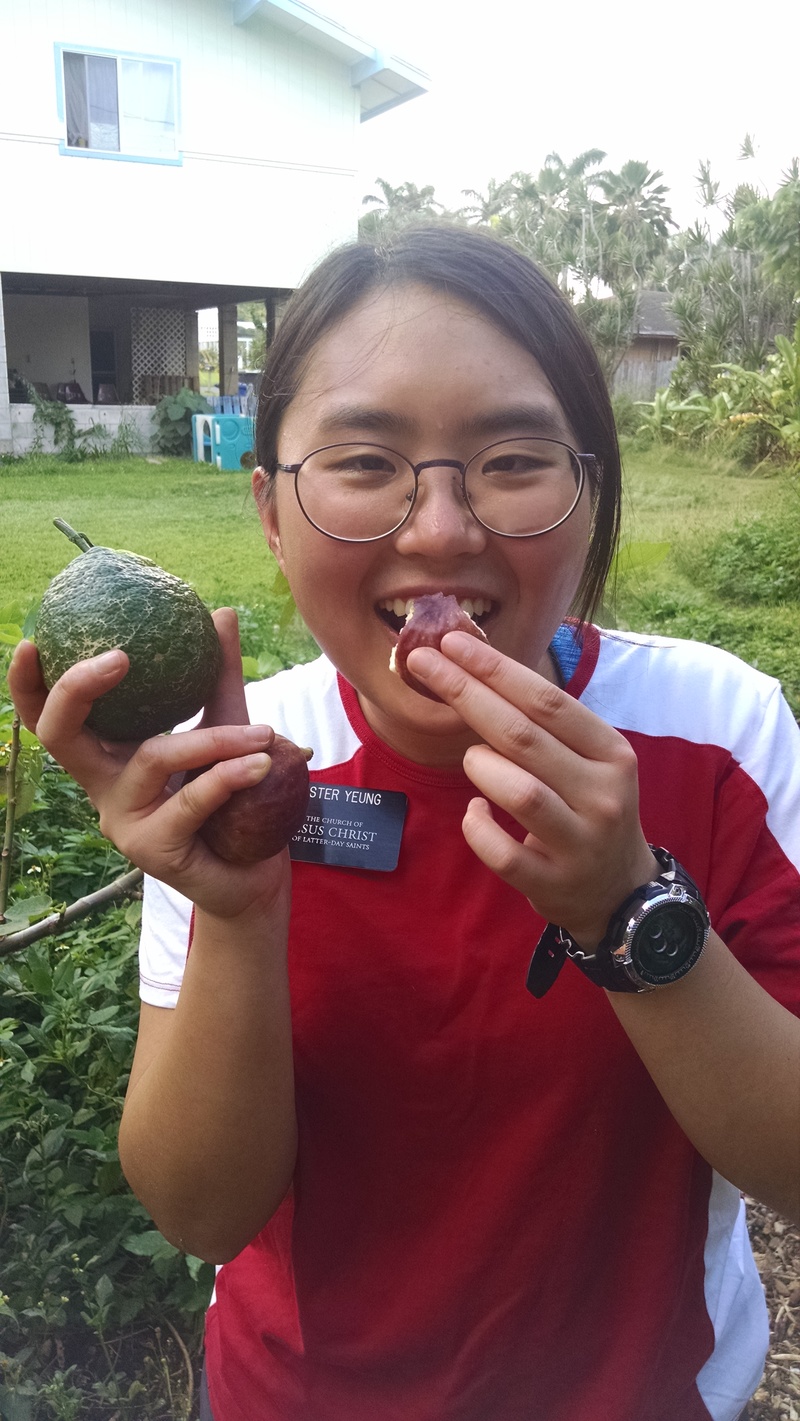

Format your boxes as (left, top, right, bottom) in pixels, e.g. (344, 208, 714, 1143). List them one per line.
(0, 0, 428, 453)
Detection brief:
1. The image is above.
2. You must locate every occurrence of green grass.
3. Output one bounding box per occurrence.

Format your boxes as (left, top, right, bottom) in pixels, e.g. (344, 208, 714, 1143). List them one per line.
(0, 454, 318, 668)
(3, 446, 798, 713)
(614, 443, 800, 715)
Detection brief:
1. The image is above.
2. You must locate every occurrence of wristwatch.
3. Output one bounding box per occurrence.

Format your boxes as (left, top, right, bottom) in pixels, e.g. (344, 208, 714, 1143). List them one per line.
(526, 847, 710, 998)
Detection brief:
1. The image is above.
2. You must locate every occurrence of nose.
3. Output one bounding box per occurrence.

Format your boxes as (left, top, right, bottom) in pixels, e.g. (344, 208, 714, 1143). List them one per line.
(394, 464, 487, 556)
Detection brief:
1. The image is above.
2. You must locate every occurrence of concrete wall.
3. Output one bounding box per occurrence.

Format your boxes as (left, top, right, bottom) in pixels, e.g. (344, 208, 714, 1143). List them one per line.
(9, 402, 157, 455)
(0, 0, 361, 291)
(4, 293, 93, 399)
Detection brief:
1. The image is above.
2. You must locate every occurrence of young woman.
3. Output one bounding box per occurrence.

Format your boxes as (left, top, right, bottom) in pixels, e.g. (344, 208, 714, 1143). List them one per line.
(10, 227, 800, 1421)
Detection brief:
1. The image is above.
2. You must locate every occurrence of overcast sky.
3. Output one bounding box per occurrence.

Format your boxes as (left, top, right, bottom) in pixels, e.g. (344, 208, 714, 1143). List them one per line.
(340, 0, 798, 233)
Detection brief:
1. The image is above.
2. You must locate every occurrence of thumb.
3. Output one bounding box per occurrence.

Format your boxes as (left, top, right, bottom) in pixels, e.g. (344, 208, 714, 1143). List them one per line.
(202, 607, 249, 728)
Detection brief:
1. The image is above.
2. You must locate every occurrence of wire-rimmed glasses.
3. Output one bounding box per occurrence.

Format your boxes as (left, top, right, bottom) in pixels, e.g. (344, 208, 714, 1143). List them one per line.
(275, 438, 598, 543)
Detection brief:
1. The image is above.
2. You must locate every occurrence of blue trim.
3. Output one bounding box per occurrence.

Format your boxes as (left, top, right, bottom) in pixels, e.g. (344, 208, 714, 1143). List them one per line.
(53, 41, 182, 164)
(550, 623, 583, 686)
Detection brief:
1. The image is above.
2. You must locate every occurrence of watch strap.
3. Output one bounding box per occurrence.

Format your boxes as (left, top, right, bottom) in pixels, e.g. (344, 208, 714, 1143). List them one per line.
(526, 847, 707, 999)
(526, 923, 571, 998)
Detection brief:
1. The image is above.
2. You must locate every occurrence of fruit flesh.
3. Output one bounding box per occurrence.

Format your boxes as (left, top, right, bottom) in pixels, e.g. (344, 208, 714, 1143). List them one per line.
(389, 592, 487, 701)
(198, 735, 312, 864)
(36, 544, 222, 741)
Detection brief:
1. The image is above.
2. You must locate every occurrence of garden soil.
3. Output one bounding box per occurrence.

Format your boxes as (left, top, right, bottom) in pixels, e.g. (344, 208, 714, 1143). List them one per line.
(746, 1201, 800, 1419)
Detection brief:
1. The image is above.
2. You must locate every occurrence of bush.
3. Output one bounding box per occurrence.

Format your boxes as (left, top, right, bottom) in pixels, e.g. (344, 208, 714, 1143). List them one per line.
(687, 504, 800, 606)
(153, 390, 210, 458)
(611, 392, 640, 437)
(1, 632, 212, 1417)
(0, 912, 213, 1419)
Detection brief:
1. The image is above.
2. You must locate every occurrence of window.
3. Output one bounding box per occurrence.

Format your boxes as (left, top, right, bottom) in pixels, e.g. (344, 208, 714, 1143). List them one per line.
(62, 49, 178, 158)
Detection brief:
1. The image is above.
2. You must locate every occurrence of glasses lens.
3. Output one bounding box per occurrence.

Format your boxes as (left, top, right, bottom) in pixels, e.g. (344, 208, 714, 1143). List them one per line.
(296, 444, 416, 540)
(464, 439, 584, 536)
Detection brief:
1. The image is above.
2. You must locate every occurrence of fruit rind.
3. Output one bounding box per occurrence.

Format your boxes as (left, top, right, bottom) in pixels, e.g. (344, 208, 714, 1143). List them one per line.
(36, 546, 222, 741)
(198, 735, 312, 864)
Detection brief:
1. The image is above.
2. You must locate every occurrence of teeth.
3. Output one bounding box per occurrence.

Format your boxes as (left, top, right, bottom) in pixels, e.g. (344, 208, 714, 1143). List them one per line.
(379, 596, 493, 621)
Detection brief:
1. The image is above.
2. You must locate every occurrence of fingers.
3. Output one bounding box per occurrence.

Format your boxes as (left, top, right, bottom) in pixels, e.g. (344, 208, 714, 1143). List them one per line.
(461, 796, 548, 898)
(150, 748, 273, 846)
(115, 723, 276, 816)
(462, 743, 577, 854)
(14, 644, 134, 790)
(202, 608, 249, 728)
(407, 634, 658, 943)
(407, 632, 619, 761)
(7, 639, 50, 733)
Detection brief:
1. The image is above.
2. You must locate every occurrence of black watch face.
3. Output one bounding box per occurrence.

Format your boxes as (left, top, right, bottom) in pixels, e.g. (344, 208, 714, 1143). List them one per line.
(630, 900, 707, 986)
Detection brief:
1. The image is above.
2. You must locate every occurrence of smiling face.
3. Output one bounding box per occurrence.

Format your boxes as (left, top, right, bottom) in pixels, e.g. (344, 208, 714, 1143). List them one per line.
(256, 282, 592, 765)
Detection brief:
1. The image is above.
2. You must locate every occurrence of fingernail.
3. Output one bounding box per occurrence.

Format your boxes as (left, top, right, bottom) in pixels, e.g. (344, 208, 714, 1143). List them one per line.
(406, 650, 437, 679)
(243, 723, 273, 740)
(95, 650, 124, 673)
(243, 752, 271, 780)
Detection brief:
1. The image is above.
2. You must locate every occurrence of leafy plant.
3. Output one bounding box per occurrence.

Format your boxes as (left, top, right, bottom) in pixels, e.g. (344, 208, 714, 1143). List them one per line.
(1, 618, 212, 1416)
(153, 389, 210, 458)
(0, 912, 212, 1418)
(25, 388, 108, 465)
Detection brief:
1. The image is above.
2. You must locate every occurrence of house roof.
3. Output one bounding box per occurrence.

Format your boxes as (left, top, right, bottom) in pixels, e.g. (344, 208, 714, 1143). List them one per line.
(635, 290, 680, 339)
(1, 271, 293, 310)
(233, 0, 429, 119)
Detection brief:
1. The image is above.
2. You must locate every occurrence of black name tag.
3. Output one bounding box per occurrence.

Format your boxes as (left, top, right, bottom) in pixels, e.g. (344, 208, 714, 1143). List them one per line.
(289, 783, 407, 872)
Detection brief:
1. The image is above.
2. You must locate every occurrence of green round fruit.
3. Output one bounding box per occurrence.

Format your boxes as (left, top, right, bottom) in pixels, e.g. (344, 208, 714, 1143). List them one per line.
(36, 521, 223, 741)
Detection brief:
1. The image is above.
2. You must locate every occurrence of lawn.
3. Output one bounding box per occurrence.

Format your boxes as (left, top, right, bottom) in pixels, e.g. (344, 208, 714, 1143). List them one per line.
(613, 442, 800, 715)
(0, 454, 318, 670)
(2, 445, 798, 711)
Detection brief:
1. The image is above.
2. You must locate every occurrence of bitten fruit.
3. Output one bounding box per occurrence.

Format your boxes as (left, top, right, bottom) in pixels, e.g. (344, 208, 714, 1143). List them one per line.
(389, 592, 487, 701)
(198, 734, 313, 863)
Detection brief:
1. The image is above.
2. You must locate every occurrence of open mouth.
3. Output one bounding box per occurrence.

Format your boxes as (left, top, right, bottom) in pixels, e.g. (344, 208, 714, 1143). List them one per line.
(377, 596, 494, 636)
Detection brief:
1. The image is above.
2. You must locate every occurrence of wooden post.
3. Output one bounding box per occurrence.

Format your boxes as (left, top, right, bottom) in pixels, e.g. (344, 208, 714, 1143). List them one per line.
(218, 303, 239, 395)
(265, 293, 276, 351)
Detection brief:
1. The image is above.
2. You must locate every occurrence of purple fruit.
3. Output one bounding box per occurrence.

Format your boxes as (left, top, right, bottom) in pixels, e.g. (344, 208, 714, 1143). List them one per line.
(198, 735, 312, 863)
(390, 593, 487, 701)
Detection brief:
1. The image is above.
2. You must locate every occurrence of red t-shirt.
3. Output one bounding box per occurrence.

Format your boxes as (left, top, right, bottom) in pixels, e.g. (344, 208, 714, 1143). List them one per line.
(139, 627, 800, 1420)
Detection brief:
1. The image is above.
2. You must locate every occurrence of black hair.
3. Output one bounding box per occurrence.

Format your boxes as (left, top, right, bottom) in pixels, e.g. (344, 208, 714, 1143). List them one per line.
(255, 225, 620, 623)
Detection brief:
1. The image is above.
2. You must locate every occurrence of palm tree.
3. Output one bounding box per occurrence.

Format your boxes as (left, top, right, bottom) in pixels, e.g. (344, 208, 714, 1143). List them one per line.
(594, 160, 675, 289)
(459, 177, 514, 226)
(359, 179, 443, 238)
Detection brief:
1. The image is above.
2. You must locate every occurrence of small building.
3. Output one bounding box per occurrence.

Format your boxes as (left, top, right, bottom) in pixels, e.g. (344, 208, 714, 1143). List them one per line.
(613, 291, 680, 400)
(0, 0, 428, 454)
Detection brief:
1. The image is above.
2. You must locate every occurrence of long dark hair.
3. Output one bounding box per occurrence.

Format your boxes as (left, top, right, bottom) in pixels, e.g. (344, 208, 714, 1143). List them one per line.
(255, 225, 620, 623)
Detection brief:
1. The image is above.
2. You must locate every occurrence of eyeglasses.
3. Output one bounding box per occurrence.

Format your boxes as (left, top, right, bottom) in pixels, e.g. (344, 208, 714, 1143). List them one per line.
(276, 438, 598, 543)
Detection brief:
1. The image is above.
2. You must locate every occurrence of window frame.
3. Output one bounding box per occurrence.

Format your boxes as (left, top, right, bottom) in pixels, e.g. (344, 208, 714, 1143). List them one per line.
(54, 42, 183, 166)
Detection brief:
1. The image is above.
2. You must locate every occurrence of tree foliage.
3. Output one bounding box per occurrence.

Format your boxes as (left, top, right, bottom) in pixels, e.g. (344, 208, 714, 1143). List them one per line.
(358, 143, 799, 457)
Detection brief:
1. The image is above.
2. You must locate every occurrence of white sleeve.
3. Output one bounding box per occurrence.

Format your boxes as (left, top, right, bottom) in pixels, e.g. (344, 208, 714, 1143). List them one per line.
(138, 872, 194, 1007)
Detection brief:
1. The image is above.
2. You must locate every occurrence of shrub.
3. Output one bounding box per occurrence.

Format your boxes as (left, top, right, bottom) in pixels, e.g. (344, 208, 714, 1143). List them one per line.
(687, 507, 800, 606)
(153, 390, 210, 458)
(1, 630, 212, 1417)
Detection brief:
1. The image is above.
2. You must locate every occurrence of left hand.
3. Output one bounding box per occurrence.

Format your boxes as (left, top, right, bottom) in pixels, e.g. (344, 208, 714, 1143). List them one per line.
(406, 631, 658, 947)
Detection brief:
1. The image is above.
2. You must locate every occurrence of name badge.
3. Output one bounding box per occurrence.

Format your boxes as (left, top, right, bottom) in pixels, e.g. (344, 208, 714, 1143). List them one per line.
(289, 783, 407, 872)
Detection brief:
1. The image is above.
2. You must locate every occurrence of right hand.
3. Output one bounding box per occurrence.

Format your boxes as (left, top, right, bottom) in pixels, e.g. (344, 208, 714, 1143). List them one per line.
(8, 607, 292, 922)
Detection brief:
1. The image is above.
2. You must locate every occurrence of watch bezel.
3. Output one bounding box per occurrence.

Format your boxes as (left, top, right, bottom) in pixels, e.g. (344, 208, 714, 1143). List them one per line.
(611, 884, 709, 989)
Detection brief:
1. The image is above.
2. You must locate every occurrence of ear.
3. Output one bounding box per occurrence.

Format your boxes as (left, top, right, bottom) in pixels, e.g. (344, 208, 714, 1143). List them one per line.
(253, 466, 287, 574)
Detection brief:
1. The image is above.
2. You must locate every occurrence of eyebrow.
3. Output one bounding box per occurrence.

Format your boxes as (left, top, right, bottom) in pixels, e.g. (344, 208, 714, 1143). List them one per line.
(313, 401, 574, 444)
(457, 403, 575, 443)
